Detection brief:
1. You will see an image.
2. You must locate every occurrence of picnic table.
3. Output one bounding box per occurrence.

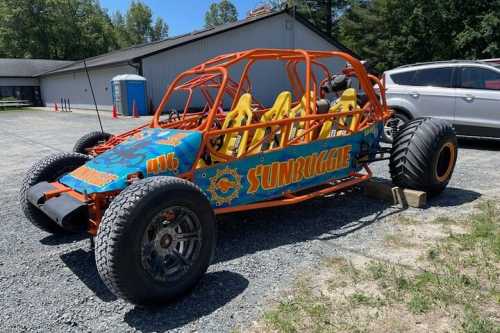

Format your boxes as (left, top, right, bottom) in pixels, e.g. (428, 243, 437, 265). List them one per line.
(0, 100, 32, 109)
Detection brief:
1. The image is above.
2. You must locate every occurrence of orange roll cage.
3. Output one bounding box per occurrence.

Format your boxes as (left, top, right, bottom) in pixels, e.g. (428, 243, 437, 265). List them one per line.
(70, 49, 392, 234)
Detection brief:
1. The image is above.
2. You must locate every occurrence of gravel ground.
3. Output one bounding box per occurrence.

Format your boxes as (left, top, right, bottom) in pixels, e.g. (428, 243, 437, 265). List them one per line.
(1, 110, 499, 332)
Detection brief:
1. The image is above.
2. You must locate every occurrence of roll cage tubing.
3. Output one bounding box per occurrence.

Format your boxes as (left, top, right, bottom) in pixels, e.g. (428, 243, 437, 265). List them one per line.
(151, 49, 387, 130)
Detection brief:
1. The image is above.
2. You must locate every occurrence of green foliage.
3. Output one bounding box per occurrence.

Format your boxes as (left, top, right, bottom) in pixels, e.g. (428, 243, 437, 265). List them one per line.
(204, 0, 238, 28)
(124, 1, 168, 45)
(338, 0, 500, 72)
(0, 0, 168, 60)
(0, 0, 116, 59)
(264, 0, 349, 36)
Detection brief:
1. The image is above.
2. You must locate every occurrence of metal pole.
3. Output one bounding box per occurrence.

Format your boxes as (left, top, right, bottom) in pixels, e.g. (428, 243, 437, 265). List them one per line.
(83, 59, 104, 133)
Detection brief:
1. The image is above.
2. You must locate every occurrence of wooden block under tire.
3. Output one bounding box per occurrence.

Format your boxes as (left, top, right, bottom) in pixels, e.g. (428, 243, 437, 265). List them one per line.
(362, 178, 427, 208)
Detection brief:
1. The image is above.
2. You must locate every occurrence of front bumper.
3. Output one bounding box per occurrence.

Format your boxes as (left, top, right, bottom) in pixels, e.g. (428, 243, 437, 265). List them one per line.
(27, 182, 88, 232)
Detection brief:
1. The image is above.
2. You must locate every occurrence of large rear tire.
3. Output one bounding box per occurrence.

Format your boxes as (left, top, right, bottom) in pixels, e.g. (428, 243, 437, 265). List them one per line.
(73, 131, 112, 155)
(95, 176, 216, 305)
(390, 118, 457, 196)
(19, 153, 90, 233)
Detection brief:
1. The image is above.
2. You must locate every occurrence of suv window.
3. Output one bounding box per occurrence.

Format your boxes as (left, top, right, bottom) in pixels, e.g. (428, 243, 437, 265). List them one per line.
(391, 67, 453, 88)
(414, 67, 453, 87)
(459, 67, 500, 90)
(391, 71, 416, 85)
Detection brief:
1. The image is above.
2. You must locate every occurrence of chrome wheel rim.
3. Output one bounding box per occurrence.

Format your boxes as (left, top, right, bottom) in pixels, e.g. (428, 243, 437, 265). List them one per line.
(384, 117, 406, 140)
(141, 206, 202, 282)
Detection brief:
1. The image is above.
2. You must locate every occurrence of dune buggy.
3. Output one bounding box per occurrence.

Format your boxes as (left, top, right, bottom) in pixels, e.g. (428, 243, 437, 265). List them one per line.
(20, 49, 457, 305)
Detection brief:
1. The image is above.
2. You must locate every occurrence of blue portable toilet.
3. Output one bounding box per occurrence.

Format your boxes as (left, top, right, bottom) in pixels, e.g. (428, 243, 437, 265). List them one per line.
(111, 74, 148, 116)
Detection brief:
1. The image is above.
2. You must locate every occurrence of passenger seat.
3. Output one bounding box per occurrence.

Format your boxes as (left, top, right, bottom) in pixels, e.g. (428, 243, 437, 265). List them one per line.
(318, 88, 358, 139)
(248, 91, 291, 154)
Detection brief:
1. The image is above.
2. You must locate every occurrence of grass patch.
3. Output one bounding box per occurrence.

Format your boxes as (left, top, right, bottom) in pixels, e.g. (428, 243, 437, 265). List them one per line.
(259, 201, 500, 333)
(384, 233, 415, 248)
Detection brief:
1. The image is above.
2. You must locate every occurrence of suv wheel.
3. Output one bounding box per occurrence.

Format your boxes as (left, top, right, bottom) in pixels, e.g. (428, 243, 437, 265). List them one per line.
(382, 112, 410, 143)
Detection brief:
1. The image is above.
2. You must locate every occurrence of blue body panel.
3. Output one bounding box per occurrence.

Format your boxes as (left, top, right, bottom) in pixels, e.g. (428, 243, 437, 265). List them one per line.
(194, 122, 383, 208)
(60, 122, 382, 209)
(60, 129, 202, 193)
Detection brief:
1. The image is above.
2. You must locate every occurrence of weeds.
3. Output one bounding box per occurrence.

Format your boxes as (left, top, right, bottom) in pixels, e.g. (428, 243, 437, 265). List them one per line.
(260, 201, 500, 333)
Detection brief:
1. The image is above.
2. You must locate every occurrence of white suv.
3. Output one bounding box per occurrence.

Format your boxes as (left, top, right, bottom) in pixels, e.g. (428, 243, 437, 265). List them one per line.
(383, 61, 500, 140)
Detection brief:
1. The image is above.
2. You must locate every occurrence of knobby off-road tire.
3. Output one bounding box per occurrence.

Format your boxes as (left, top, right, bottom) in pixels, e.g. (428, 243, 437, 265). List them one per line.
(19, 152, 90, 233)
(73, 131, 112, 155)
(95, 176, 217, 305)
(390, 118, 457, 196)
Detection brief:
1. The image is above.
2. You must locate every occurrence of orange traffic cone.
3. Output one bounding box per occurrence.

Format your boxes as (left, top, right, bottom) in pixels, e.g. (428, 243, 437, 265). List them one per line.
(54, 102, 59, 112)
(112, 105, 118, 119)
(132, 100, 139, 118)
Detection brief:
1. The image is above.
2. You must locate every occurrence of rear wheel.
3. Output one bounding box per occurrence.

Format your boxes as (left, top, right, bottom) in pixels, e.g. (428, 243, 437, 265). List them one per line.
(95, 176, 216, 305)
(73, 131, 112, 155)
(390, 118, 457, 195)
(19, 153, 90, 233)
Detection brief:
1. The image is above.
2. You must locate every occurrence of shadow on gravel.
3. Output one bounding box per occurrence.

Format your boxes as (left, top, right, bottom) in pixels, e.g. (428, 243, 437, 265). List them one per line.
(458, 137, 500, 151)
(213, 186, 481, 264)
(40, 233, 88, 246)
(214, 189, 397, 264)
(124, 271, 248, 332)
(428, 187, 481, 207)
(60, 249, 117, 302)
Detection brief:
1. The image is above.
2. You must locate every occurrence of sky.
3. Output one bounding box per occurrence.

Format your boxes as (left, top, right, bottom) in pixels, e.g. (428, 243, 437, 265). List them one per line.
(100, 0, 267, 36)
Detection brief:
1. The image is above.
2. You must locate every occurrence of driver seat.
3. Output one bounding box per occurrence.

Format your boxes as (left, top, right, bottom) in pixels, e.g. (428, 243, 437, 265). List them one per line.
(212, 93, 253, 162)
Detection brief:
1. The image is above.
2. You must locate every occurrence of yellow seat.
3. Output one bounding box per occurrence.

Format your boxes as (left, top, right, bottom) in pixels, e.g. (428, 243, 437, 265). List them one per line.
(284, 92, 315, 145)
(318, 88, 359, 139)
(248, 91, 291, 154)
(213, 93, 253, 161)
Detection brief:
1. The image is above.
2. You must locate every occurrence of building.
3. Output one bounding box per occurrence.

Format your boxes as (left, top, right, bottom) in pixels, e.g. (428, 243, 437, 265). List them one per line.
(0, 59, 72, 105)
(9, 9, 357, 111)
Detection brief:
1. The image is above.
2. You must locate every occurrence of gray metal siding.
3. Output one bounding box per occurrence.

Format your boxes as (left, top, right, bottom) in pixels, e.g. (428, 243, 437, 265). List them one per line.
(40, 64, 137, 110)
(39, 13, 347, 111)
(0, 77, 40, 86)
(142, 13, 346, 110)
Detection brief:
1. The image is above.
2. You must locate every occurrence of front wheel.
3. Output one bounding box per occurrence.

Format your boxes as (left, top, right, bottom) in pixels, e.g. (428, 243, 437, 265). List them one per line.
(95, 176, 216, 305)
(19, 153, 90, 233)
(390, 118, 457, 195)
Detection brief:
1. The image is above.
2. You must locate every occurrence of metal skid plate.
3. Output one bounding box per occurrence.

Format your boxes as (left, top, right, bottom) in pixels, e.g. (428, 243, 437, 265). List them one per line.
(27, 182, 88, 232)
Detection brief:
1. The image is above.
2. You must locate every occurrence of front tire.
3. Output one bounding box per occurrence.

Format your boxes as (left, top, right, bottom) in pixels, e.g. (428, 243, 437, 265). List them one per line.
(390, 118, 457, 195)
(95, 176, 216, 305)
(19, 153, 90, 233)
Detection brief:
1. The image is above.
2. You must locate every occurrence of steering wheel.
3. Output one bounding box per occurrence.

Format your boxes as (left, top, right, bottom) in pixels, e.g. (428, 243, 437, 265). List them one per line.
(166, 109, 181, 122)
(198, 117, 223, 165)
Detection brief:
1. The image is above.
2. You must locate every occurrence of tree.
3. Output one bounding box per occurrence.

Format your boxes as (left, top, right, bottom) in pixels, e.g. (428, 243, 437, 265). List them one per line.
(262, 0, 349, 37)
(112, 11, 129, 48)
(0, 0, 117, 59)
(204, 0, 238, 28)
(337, 0, 500, 72)
(121, 1, 168, 45)
(151, 17, 169, 41)
(0, 0, 169, 60)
